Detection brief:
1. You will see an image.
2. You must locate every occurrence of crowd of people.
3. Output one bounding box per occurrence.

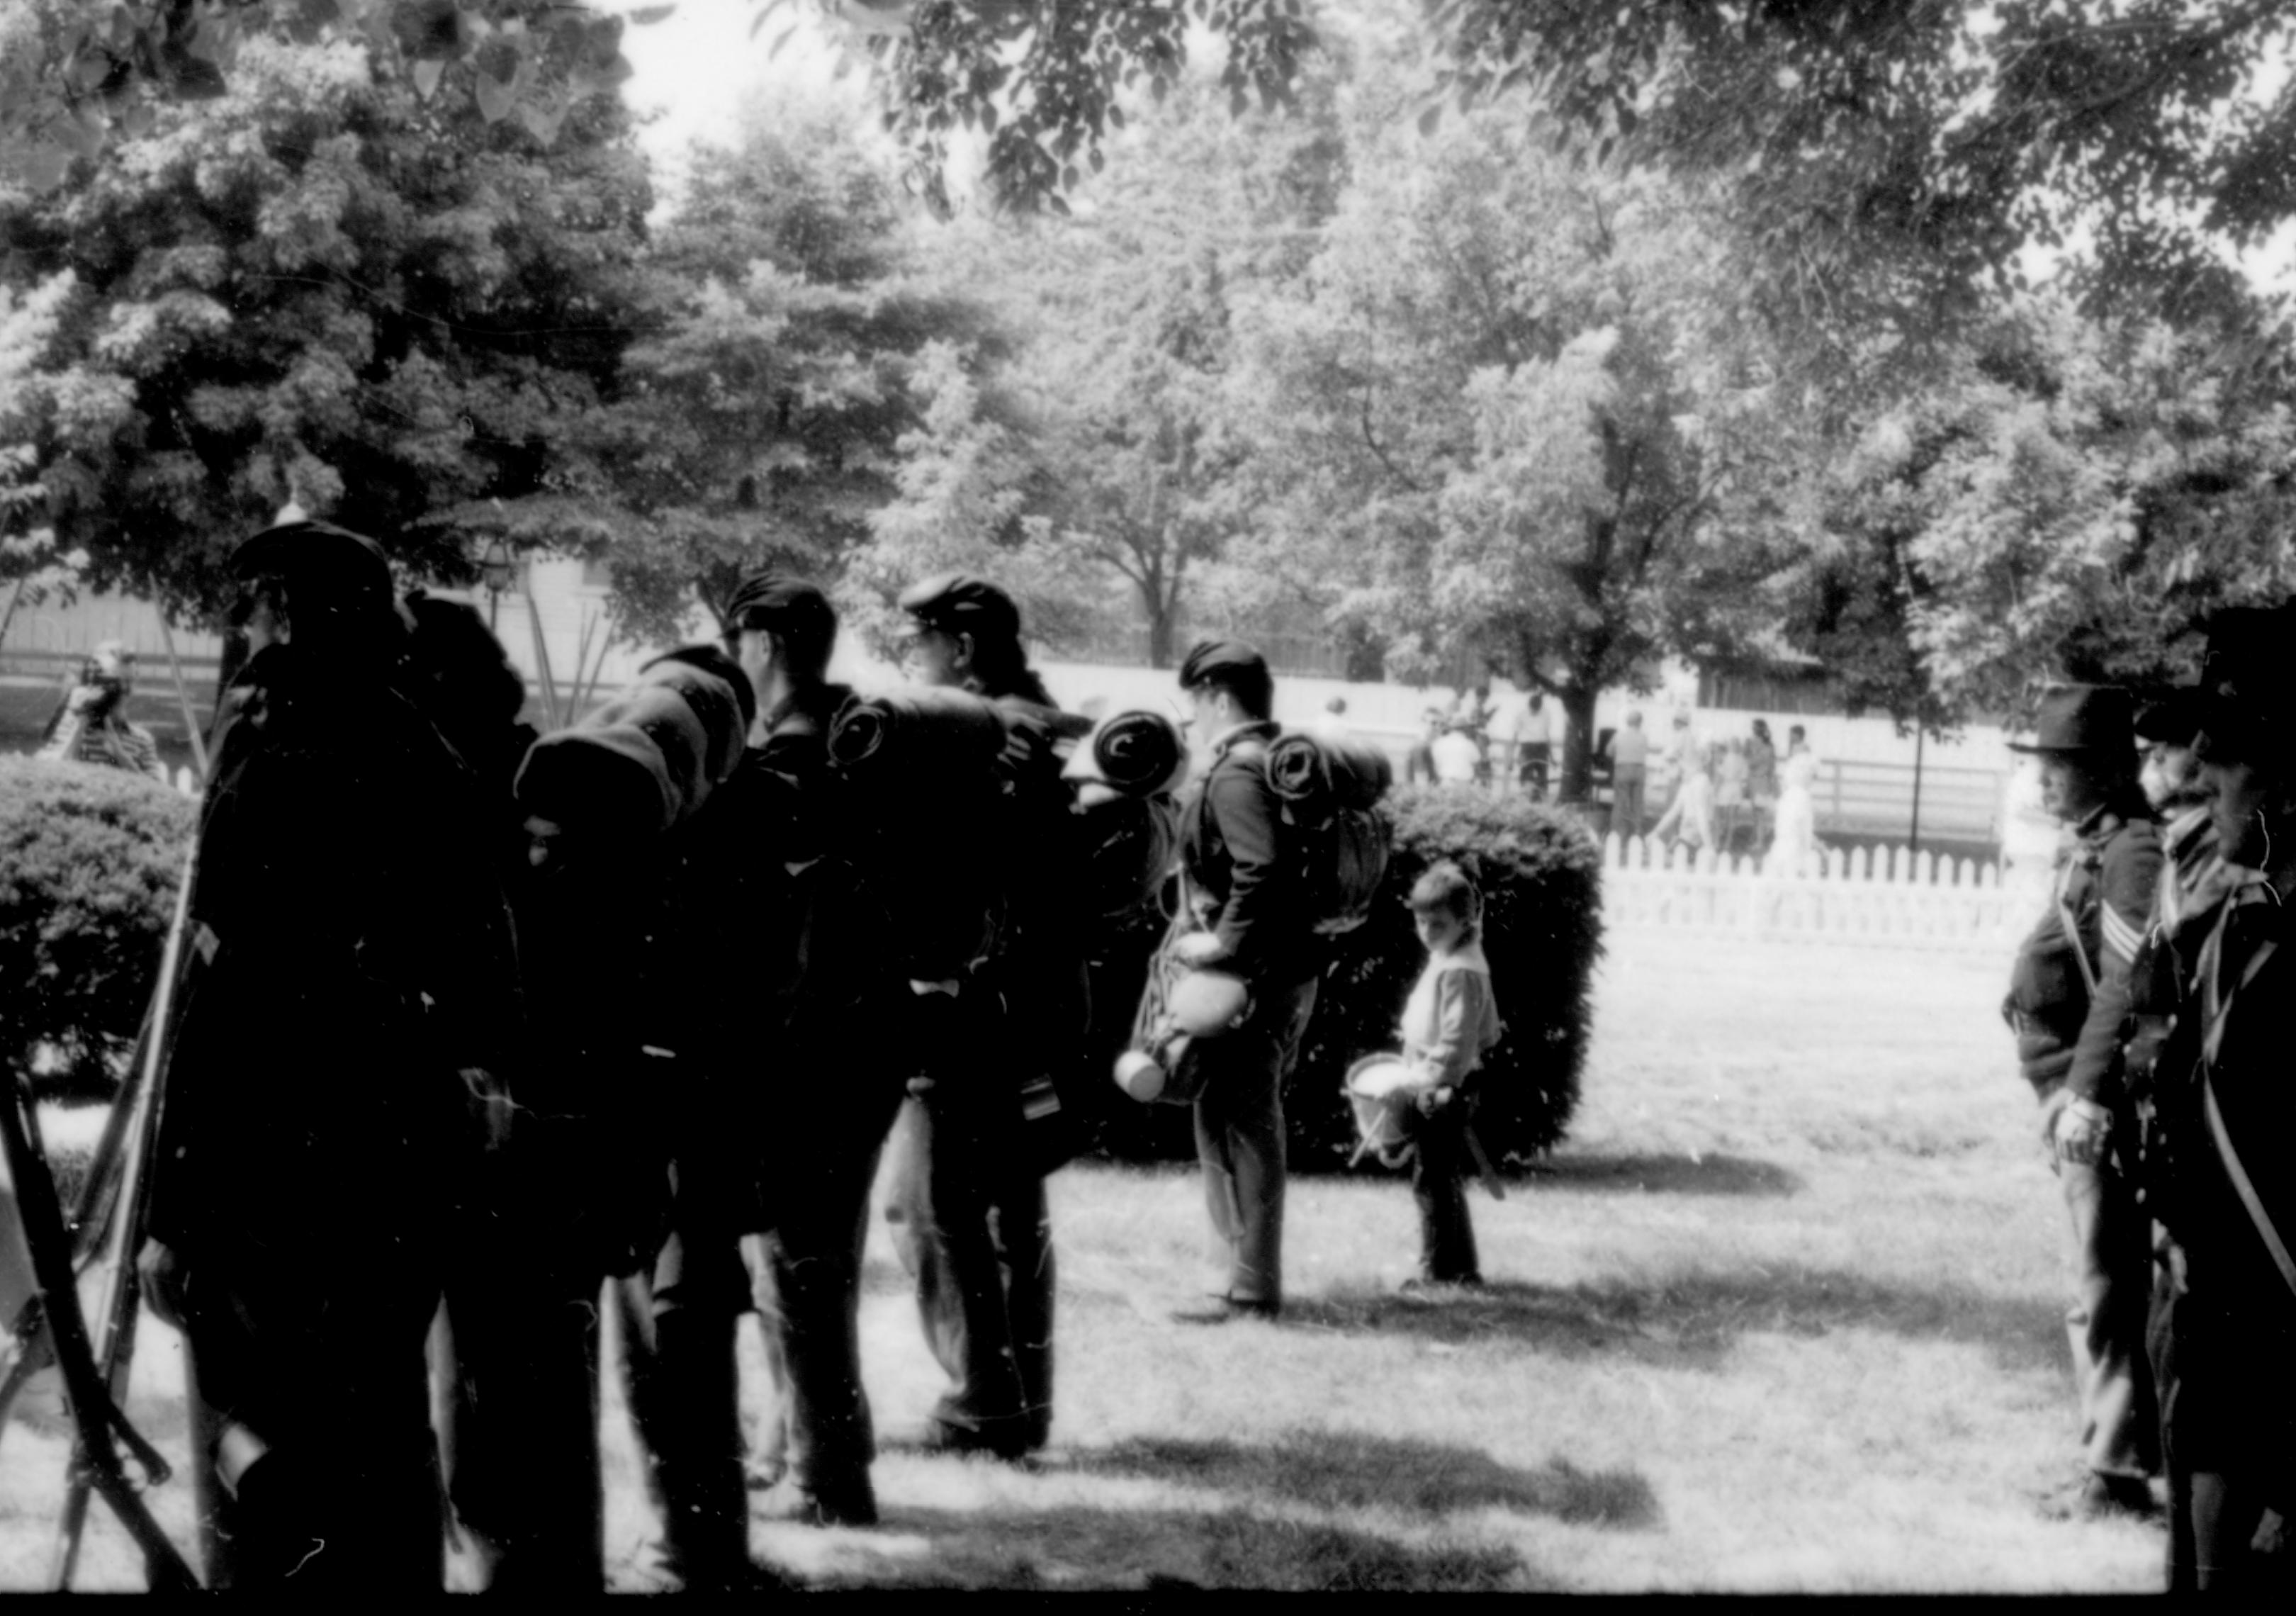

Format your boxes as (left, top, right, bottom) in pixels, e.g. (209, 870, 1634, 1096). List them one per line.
(108, 515, 1460, 1593)
(31, 512, 2291, 1595)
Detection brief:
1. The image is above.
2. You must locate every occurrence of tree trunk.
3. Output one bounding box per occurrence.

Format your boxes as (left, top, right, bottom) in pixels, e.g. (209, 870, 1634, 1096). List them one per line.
(1145, 600, 1176, 670)
(1558, 680, 1602, 804)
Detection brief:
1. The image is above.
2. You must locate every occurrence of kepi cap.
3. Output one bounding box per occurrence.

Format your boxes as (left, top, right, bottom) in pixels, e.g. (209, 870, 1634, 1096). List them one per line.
(898, 573, 1020, 643)
(1178, 638, 1266, 689)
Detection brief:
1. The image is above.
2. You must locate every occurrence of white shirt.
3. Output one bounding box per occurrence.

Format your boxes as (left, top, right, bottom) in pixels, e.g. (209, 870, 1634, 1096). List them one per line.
(1431, 730, 1481, 783)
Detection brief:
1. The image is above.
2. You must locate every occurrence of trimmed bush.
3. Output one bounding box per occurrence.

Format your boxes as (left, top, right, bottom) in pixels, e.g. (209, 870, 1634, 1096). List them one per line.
(1088, 784, 1603, 1174)
(0, 758, 196, 1103)
(1288, 784, 1602, 1173)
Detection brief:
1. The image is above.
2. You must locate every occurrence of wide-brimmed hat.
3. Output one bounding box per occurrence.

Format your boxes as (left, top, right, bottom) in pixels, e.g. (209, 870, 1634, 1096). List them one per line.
(2007, 685, 2136, 756)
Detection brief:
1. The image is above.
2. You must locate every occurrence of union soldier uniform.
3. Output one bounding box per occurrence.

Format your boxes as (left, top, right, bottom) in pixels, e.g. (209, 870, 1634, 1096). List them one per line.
(448, 647, 750, 1592)
(880, 573, 1081, 1458)
(145, 520, 523, 1591)
(1176, 640, 1324, 1315)
(719, 573, 914, 1522)
(2144, 605, 2296, 1591)
(2001, 685, 2163, 1505)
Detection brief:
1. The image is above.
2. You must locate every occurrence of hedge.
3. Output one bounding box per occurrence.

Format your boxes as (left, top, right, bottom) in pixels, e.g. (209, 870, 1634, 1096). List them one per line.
(0, 758, 196, 1104)
(1092, 783, 1604, 1174)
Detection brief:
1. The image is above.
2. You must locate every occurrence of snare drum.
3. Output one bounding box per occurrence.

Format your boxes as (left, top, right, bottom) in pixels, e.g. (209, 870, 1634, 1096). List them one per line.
(1344, 1053, 1422, 1165)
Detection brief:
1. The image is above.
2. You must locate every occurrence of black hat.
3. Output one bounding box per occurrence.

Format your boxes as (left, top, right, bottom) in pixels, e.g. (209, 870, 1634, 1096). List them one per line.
(2007, 685, 2136, 756)
(231, 519, 391, 597)
(726, 572, 833, 638)
(2132, 687, 2203, 748)
(1178, 638, 1267, 689)
(898, 573, 1020, 644)
(2193, 601, 2296, 761)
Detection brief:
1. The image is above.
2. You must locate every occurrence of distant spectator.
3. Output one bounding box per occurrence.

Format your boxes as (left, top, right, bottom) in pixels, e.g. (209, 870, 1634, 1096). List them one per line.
(1430, 716, 1482, 785)
(1609, 712, 1650, 836)
(1405, 707, 1444, 786)
(35, 641, 167, 782)
(1653, 709, 1697, 812)
(1313, 695, 1351, 741)
(1745, 718, 1779, 851)
(1450, 676, 1496, 742)
(1650, 743, 1718, 859)
(1512, 691, 1553, 798)
(1714, 737, 1750, 854)
(1768, 724, 1821, 875)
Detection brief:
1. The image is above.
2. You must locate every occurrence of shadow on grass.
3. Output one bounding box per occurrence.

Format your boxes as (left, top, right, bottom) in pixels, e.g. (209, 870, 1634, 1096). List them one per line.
(1074, 1430, 1660, 1530)
(1291, 1270, 2064, 1376)
(1526, 1151, 1803, 1197)
(786, 1498, 1541, 1592)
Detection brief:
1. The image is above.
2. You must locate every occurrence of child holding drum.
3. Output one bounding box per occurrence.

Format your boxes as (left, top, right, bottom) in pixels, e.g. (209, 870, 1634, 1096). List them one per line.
(1373, 862, 1504, 1289)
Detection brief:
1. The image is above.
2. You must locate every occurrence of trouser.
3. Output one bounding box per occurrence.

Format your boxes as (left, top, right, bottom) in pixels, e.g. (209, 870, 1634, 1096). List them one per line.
(882, 1074, 1051, 1450)
(181, 1245, 446, 1593)
(884, 1087, 1054, 1452)
(1192, 975, 1319, 1308)
(745, 1077, 904, 1508)
(1612, 767, 1646, 836)
(1518, 742, 1551, 796)
(437, 1247, 605, 1593)
(616, 1228, 753, 1588)
(2151, 1281, 2295, 1592)
(2058, 1153, 2159, 1481)
(1409, 1105, 1481, 1283)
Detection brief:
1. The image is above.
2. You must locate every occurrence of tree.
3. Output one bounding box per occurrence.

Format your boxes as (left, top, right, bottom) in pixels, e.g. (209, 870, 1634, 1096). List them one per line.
(0, 271, 84, 614)
(1, 17, 656, 623)
(1789, 293, 2296, 721)
(1234, 92, 1800, 800)
(775, 0, 2296, 343)
(1, 0, 655, 189)
(859, 63, 1343, 665)
(511, 108, 1007, 649)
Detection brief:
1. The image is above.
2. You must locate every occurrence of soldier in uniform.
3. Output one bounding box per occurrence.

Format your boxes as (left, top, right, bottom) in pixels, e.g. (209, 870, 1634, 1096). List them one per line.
(1171, 639, 1324, 1321)
(884, 573, 1086, 1457)
(2146, 602, 2296, 1591)
(2000, 684, 2163, 1519)
(452, 644, 752, 1593)
(722, 572, 909, 1525)
(137, 519, 522, 1590)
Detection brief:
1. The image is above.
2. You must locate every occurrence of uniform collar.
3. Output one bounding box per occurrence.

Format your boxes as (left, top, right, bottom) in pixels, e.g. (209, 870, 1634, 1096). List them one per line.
(1211, 718, 1278, 758)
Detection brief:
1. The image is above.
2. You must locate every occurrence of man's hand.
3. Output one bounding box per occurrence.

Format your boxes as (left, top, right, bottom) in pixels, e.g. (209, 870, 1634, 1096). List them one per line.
(2052, 1094, 2113, 1167)
(137, 1240, 189, 1330)
(1174, 931, 1228, 969)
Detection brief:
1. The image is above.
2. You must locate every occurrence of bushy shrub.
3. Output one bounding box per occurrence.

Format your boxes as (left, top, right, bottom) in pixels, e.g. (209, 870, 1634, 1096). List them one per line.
(1088, 784, 1604, 1175)
(1288, 784, 1603, 1173)
(0, 758, 196, 1103)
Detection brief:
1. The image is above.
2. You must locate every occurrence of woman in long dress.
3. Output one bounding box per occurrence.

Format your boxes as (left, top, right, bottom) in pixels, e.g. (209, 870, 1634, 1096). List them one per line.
(1767, 725, 1821, 875)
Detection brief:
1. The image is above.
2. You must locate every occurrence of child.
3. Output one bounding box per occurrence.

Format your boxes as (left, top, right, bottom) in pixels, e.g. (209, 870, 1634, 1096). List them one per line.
(1395, 862, 1505, 1289)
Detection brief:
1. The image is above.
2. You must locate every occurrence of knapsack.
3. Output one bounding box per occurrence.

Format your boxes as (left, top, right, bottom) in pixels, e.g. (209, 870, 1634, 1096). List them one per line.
(1234, 730, 1394, 937)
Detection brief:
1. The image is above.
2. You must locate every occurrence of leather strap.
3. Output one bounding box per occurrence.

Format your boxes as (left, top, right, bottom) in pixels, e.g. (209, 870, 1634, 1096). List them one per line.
(2196, 905, 2293, 1298)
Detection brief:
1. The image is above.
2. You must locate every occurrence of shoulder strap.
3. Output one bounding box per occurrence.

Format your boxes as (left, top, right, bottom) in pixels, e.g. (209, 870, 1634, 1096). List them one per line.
(2196, 914, 2293, 1297)
(2053, 858, 2099, 999)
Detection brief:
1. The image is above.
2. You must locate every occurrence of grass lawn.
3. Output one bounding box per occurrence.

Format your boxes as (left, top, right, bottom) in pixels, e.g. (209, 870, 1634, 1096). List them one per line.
(0, 926, 2164, 1591)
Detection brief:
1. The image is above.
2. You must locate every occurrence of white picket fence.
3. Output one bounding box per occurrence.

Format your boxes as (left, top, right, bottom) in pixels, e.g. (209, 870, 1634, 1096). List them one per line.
(1599, 834, 2032, 953)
